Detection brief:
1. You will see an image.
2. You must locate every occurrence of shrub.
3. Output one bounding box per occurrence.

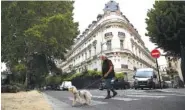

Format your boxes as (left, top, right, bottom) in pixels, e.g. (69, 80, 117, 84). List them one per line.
(115, 72, 124, 79)
(12, 83, 26, 91)
(1, 84, 21, 93)
(86, 70, 101, 77)
(62, 70, 102, 81)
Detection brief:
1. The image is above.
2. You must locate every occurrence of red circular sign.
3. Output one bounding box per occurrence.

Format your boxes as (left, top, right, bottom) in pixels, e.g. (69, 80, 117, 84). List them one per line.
(151, 49, 161, 58)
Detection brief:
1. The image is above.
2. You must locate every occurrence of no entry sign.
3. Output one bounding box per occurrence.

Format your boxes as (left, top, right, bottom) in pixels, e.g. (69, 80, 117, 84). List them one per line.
(151, 49, 161, 58)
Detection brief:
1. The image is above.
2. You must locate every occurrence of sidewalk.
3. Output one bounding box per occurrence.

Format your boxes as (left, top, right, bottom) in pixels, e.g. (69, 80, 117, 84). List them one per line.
(1, 90, 52, 110)
(42, 93, 82, 110)
(156, 88, 185, 94)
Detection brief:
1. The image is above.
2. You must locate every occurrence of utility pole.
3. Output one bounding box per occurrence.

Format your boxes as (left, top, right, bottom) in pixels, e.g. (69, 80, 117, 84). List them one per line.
(156, 58, 162, 89)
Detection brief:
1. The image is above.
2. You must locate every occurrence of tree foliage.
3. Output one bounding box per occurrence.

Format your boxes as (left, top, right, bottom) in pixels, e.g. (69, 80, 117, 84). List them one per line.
(1, 1, 79, 87)
(146, 1, 185, 56)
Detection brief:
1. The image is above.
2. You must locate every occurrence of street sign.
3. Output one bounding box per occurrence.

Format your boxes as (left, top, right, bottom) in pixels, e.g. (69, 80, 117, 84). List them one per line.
(151, 49, 161, 58)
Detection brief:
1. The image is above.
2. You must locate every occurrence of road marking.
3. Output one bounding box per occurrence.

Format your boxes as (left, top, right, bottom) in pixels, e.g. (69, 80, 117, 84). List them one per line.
(125, 95, 166, 98)
(127, 93, 185, 97)
(92, 96, 139, 101)
(68, 97, 108, 106)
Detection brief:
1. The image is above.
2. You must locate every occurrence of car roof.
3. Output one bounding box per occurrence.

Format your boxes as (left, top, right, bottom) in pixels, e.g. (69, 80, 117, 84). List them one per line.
(137, 68, 154, 72)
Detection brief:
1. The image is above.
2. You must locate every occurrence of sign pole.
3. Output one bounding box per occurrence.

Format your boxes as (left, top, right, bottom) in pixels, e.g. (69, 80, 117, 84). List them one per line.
(155, 58, 162, 89)
(151, 49, 162, 89)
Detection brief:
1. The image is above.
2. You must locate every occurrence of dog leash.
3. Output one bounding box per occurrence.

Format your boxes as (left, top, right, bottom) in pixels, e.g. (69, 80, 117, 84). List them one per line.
(82, 77, 103, 89)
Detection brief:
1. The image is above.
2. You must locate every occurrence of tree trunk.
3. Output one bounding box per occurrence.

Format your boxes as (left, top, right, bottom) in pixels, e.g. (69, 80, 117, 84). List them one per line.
(180, 42, 185, 83)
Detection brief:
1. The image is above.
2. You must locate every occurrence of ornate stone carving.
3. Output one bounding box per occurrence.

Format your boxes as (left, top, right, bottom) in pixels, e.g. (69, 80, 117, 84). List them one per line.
(97, 14, 103, 21)
(85, 28, 89, 33)
(88, 24, 92, 28)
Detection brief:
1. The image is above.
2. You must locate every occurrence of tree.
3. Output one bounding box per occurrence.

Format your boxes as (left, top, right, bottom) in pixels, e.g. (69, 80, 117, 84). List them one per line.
(145, 1, 185, 81)
(1, 1, 79, 88)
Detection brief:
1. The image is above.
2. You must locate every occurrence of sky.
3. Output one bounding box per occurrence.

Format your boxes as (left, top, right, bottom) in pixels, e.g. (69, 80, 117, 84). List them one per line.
(73, 0, 167, 66)
(1, 0, 167, 72)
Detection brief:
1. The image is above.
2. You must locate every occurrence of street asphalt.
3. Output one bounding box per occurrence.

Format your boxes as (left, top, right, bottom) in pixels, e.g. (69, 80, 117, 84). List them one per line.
(43, 89, 185, 110)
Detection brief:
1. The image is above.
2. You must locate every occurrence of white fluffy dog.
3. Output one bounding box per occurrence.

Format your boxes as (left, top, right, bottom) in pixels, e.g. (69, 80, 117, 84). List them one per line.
(68, 86, 92, 106)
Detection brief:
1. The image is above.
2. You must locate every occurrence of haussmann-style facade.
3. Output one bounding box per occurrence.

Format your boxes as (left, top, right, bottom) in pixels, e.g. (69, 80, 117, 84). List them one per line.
(59, 0, 156, 80)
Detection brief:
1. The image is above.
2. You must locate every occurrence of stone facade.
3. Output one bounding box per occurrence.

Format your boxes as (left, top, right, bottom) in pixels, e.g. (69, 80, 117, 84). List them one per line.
(58, 1, 156, 80)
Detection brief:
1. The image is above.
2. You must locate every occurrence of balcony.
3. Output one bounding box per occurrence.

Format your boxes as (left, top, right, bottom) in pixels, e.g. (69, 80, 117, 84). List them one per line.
(103, 48, 132, 55)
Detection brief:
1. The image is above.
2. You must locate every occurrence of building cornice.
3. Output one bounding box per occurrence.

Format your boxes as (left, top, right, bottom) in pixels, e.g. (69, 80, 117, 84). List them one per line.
(127, 52, 156, 69)
(130, 38, 155, 62)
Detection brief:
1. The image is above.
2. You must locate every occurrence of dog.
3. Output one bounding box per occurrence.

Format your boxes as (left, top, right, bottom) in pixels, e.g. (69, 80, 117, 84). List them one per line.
(68, 86, 92, 106)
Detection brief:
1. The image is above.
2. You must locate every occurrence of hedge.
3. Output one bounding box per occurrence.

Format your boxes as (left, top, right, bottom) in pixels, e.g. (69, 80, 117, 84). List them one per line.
(85, 70, 102, 77)
(62, 70, 102, 81)
(45, 70, 125, 85)
(63, 70, 124, 81)
(115, 72, 124, 79)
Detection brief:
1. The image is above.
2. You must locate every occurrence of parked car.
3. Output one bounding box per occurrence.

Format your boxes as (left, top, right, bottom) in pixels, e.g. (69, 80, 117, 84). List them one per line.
(45, 85, 60, 90)
(161, 81, 169, 88)
(99, 79, 130, 90)
(60, 81, 72, 91)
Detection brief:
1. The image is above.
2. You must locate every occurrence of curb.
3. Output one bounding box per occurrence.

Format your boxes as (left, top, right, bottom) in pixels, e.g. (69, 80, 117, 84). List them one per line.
(42, 92, 81, 110)
(155, 89, 185, 95)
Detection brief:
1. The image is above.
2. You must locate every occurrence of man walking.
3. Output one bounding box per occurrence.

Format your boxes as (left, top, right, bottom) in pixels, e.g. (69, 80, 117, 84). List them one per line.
(100, 54, 117, 99)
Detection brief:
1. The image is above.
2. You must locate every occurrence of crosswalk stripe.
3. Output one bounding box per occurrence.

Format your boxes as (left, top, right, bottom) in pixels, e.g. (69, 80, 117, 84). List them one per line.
(125, 95, 166, 98)
(92, 96, 139, 101)
(127, 93, 185, 97)
(68, 97, 108, 105)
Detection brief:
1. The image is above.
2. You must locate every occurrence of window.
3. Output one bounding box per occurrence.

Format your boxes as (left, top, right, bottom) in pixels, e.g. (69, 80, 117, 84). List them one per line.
(89, 50, 91, 57)
(104, 32, 113, 37)
(169, 62, 172, 67)
(94, 45, 96, 55)
(106, 40, 112, 50)
(121, 64, 128, 69)
(133, 60, 135, 64)
(94, 68, 97, 71)
(120, 40, 123, 49)
(118, 32, 125, 36)
(135, 71, 153, 78)
(85, 52, 87, 59)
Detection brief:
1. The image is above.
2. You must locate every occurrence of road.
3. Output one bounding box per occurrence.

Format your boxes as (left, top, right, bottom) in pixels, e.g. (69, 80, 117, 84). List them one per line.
(43, 89, 185, 110)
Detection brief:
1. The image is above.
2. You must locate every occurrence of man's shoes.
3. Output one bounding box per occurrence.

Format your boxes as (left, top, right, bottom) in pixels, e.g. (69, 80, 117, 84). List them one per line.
(112, 91, 117, 97)
(104, 95, 111, 99)
(105, 90, 111, 99)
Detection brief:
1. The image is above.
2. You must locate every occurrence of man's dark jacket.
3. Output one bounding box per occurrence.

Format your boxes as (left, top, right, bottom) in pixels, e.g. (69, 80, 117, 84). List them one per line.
(102, 59, 115, 79)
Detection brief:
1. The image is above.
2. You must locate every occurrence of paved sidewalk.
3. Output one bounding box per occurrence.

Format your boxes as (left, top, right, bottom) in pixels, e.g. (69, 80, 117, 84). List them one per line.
(156, 88, 185, 94)
(42, 93, 82, 110)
